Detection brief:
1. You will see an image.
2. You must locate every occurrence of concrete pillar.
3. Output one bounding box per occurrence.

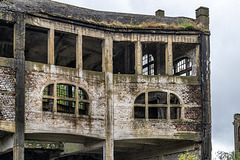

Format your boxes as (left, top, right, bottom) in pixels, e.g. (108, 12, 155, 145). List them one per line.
(165, 37, 173, 75)
(76, 28, 83, 69)
(200, 34, 211, 160)
(135, 40, 142, 74)
(196, 44, 200, 76)
(233, 114, 240, 152)
(48, 24, 54, 65)
(196, 7, 209, 30)
(13, 12, 25, 160)
(103, 33, 114, 160)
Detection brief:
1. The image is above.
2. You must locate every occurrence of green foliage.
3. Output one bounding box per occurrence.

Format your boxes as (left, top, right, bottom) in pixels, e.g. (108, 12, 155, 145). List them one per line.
(130, 18, 134, 26)
(216, 151, 240, 160)
(178, 151, 198, 160)
(177, 18, 194, 30)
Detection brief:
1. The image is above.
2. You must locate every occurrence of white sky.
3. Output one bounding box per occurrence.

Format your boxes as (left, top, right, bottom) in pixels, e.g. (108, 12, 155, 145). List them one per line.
(54, 0, 240, 158)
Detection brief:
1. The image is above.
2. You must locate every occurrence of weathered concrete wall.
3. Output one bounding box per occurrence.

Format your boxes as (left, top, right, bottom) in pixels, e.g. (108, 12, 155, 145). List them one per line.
(24, 62, 106, 138)
(113, 75, 202, 140)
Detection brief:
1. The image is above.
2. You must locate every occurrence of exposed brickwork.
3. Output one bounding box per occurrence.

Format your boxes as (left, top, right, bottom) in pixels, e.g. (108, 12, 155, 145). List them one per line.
(0, 67, 15, 121)
(184, 107, 202, 120)
(172, 121, 202, 132)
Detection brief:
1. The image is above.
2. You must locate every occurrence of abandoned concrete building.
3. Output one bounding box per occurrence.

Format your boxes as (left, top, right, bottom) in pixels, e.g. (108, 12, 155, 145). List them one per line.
(0, 0, 211, 159)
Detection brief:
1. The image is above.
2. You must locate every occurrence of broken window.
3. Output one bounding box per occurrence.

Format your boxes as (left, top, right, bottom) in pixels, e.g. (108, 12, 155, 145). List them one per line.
(113, 41, 135, 74)
(83, 36, 103, 72)
(134, 91, 181, 119)
(25, 26, 48, 63)
(142, 43, 166, 75)
(55, 31, 76, 68)
(0, 21, 13, 58)
(42, 83, 90, 115)
(173, 43, 196, 76)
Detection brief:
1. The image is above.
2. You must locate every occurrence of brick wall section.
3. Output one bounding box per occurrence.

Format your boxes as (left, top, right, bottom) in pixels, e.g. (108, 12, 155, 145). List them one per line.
(184, 107, 202, 120)
(0, 67, 15, 121)
(24, 66, 106, 138)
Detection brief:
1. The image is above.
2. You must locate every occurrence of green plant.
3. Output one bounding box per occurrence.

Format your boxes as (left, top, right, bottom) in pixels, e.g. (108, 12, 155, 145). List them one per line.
(178, 151, 198, 160)
(177, 18, 194, 30)
(216, 151, 240, 160)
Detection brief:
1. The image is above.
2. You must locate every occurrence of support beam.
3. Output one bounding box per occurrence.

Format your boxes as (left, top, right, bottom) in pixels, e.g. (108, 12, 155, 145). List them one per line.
(135, 40, 142, 74)
(13, 12, 25, 160)
(165, 37, 173, 75)
(76, 28, 83, 69)
(103, 33, 114, 160)
(48, 24, 54, 65)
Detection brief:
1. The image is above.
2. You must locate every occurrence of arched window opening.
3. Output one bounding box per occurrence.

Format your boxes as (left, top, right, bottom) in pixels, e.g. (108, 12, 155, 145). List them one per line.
(142, 54, 154, 75)
(173, 58, 192, 76)
(134, 91, 181, 120)
(42, 83, 90, 115)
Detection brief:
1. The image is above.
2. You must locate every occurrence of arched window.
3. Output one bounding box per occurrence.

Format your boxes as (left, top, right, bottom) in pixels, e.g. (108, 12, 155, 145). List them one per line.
(173, 58, 192, 76)
(134, 91, 181, 119)
(42, 83, 90, 115)
(142, 54, 154, 75)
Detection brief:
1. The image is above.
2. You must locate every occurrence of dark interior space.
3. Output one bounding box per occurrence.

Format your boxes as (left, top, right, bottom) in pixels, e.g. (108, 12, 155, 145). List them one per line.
(55, 31, 76, 68)
(142, 43, 165, 75)
(82, 36, 103, 72)
(25, 26, 48, 64)
(173, 43, 196, 76)
(113, 41, 135, 74)
(0, 20, 13, 58)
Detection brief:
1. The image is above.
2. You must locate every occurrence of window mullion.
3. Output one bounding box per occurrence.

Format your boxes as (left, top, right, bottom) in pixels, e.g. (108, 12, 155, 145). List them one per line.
(167, 93, 170, 120)
(145, 91, 148, 119)
(75, 87, 79, 115)
(53, 82, 57, 113)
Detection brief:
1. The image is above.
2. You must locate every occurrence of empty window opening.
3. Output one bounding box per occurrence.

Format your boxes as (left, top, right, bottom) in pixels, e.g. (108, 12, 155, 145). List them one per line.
(173, 43, 196, 76)
(134, 91, 181, 119)
(142, 43, 166, 75)
(55, 31, 76, 68)
(83, 36, 103, 72)
(25, 26, 48, 64)
(42, 84, 90, 115)
(0, 21, 13, 58)
(113, 41, 135, 74)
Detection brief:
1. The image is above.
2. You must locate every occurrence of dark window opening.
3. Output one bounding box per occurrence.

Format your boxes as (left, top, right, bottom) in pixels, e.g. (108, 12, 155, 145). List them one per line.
(113, 41, 135, 74)
(25, 26, 48, 63)
(170, 93, 180, 104)
(0, 21, 13, 58)
(55, 31, 76, 68)
(134, 107, 145, 118)
(83, 36, 103, 72)
(173, 43, 196, 76)
(142, 43, 165, 75)
(134, 93, 145, 104)
(148, 91, 167, 104)
(149, 107, 167, 119)
(42, 84, 90, 115)
(42, 99, 54, 112)
(170, 107, 181, 119)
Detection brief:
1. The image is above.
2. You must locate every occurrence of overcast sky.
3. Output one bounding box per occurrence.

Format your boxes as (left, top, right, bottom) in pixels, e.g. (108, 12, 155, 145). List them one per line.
(54, 0, 240, 158)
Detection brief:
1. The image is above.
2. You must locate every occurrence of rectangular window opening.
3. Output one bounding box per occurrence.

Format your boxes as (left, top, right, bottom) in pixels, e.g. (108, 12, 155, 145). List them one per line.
(170, 107, 181, 119)
(25, 26, 48, 64)
(173, 43, 197, 76)
(43, 99, 54, 112)
(134, 107, 145, 118)
(113, 41, 135, 74)
(149, 107, 167, 119)
(0, 20, 13, 58)
(79, 102, 89, 115)
(57, 100, 75, 114)
(55, 31, 76, 68)
(82, 36, 103, 72)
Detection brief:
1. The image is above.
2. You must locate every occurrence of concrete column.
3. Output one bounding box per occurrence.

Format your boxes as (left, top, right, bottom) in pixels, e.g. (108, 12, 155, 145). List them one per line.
(103, 33, 114, 160)
(196, 44, 200, 76)
(165, 37, 173, 75)
(76, 28, 83, 69)
(135, 40, 142, 74)
(48, 24, 54, 65)
(200, 34, 211, 160)
(13, 12, 25, 160)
